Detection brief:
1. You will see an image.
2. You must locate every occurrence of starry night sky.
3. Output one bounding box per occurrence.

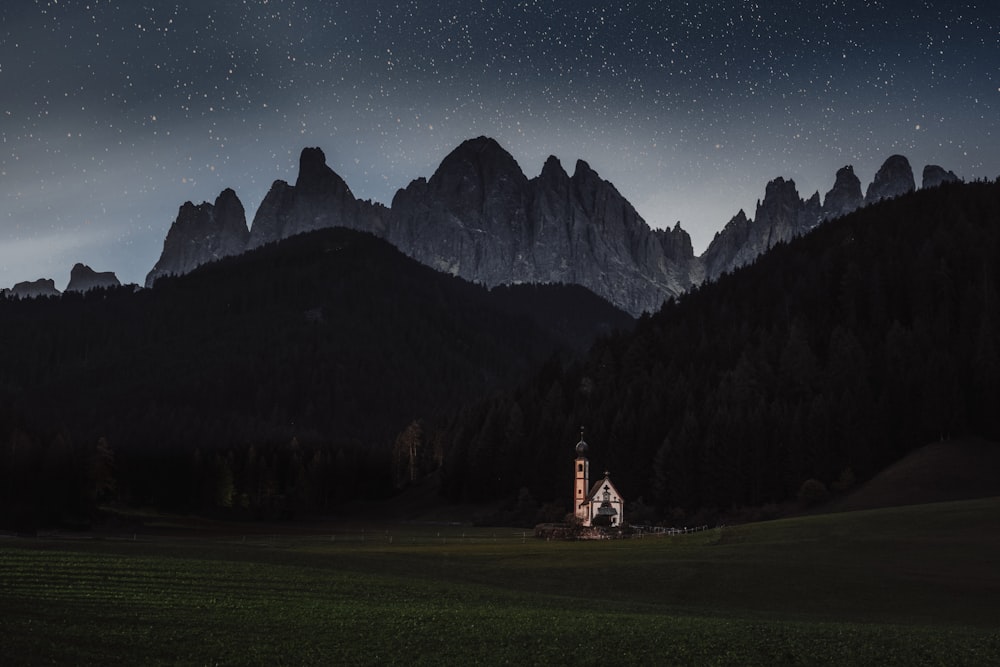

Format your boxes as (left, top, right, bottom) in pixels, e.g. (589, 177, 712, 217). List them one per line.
(2, 1, 997, 289)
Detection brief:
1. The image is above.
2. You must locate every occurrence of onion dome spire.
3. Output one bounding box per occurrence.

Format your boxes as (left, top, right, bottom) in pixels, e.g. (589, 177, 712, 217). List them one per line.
(575, 426, 589, 456)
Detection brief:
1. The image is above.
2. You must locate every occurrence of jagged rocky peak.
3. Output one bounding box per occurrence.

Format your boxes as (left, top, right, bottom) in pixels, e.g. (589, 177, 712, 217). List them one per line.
(66, 263, 121, 293)
(730, 209, 751, 227)
(729, 209, 751, 231)
(529, 155, 572, 231)
(442, 135, 522, 168)
(700, 176, 825, 284)
(569, 159, 623, 219)
(922, 164, 960, 189)
(427, 136, 530, 199)
(656, 221, 695, 258)
(393, 136, 532, 221)
(760, 176, 801, 208)
(541, 154, 568, 177)
(247, 147, 387, 249)
(215, 187, 247, 223)
(755, 177, 812, 237)
(822, 165, 863, 220)
(296, 146, 351, 194)
(700, 209, 754, 282)
(10, 278, 61, 299)
(537, 154, 571, 192)
(385, 135, 533, 281)
(145, 188, 250, 288)
(865, 155, 915, 205)
(572, 158, 598, 181)
(385, 136, 699, 315)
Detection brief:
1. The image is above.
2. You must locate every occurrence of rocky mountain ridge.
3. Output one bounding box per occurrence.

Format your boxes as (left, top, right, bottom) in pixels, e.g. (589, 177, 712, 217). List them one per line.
(245, 147, 388, 252)
(143, 138, 959, 315)
(9, 278, 61, 299)
(145, 188, 250, 288)
(6, 265, 122, 299)
(66, 263, 121, 293)
(698, 155, 954, 282)
(377, 139, 701, 315)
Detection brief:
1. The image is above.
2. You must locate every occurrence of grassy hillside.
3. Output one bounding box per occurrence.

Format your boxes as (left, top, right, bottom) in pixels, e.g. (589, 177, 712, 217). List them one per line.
(2, 498, 998, 665)
(834, 437, 1000, 512)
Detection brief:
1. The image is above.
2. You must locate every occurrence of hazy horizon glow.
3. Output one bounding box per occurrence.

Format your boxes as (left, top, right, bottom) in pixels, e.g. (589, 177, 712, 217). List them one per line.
(2, 1, 997, 288)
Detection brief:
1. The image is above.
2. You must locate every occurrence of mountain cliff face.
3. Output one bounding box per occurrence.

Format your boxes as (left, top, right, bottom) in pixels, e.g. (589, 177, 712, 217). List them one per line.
(247, 147, 388, 249)
(65, 263, 120, 293)
(821, 166, 864, 220)
(145, 188, 250, 287)
(865, 155, 915, 205)
(701, 210, 752, 281)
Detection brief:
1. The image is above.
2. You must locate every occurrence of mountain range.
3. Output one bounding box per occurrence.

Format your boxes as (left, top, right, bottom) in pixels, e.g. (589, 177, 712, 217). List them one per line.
(143, 137, 959, 316)
(3, 170, 996, 526)
(4, 137, 960, 316)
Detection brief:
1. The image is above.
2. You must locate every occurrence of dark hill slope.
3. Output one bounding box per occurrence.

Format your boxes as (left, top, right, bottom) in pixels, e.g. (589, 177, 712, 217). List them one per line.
(0, 227, 631, 520)
(834, 438, 1000, 512)
(433, 179, 1000, 510)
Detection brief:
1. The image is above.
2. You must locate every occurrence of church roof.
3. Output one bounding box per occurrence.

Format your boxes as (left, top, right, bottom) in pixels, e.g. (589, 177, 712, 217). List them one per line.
(587, 474, 623, 502)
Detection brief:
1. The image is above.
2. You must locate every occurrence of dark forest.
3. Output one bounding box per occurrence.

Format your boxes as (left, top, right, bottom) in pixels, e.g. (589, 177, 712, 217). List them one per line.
(432, 179, 1000, 520)
(0, 228, 630, 528)
(2, 180, 998, 529)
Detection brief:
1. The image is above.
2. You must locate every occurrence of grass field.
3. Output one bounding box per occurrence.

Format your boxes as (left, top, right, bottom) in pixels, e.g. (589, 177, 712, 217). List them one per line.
(2, 498, 999, 665)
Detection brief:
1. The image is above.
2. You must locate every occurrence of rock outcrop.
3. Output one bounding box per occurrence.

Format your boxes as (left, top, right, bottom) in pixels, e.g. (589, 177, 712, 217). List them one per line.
(247, 147, 388, 249)
(701, 210, 752, 281)
(821, 166, 863, 220)
(922, 165, 960, 189)
(145, 188, 250, 287)
(65, 263, 121, 293)
(865, 155, 915, 205)
(11, 278, 61, 299)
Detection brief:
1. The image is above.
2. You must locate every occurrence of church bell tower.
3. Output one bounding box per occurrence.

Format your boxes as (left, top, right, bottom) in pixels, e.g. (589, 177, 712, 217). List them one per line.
(573, 428, 590, 522)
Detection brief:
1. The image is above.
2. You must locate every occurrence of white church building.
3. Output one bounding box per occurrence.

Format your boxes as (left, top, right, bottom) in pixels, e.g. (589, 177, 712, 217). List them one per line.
(573, 430, 625, 527)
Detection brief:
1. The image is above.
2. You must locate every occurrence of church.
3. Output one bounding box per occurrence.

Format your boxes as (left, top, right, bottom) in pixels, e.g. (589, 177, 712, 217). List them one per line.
(573, 430, 625, 527)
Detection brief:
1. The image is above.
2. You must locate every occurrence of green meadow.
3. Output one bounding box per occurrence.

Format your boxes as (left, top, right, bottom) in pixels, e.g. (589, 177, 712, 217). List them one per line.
(2, 499, 999, 666)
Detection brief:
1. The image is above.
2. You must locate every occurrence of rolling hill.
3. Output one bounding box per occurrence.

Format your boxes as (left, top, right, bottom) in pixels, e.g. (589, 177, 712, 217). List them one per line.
(0, 227, 632, 526)
(834, 437, 1000, 512)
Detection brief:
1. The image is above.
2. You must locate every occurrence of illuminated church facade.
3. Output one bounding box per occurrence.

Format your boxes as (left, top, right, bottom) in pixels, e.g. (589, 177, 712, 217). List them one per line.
(573, 431, 624, 527)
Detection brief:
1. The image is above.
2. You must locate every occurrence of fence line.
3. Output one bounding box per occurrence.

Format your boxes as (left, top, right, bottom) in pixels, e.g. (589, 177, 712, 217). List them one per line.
(19, 523, 714, 547)
(630, 524, 710, 536)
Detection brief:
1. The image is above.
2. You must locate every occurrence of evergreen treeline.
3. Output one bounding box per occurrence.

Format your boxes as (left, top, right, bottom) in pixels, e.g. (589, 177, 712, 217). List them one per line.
(432, 180, 1000, 519)
(0, 228, 632, 528)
